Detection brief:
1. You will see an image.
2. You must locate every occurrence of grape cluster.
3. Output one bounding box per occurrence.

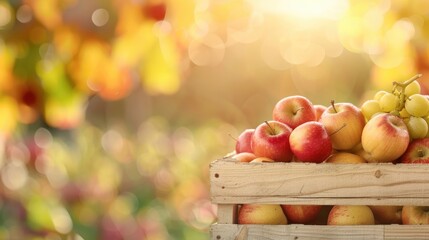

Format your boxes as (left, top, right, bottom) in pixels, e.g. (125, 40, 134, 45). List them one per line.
(361, 74, 429, 140)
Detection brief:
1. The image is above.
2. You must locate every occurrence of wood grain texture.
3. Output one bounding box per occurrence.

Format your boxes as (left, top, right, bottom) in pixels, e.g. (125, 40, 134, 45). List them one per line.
(210, 158, 429, 205)
(217, 204, 237, 224)
(211, 224, 429, 240)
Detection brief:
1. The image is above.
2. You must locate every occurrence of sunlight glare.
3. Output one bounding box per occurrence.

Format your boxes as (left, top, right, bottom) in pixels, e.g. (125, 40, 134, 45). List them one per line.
(248, 0, 349, 20)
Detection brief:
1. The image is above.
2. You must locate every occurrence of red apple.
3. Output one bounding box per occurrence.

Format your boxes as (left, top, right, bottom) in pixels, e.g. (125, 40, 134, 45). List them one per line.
(361, 113, 409, 163)
(252, 120, 293, 162)
(314, 104, 327, 121)
(289, 121, 332, 163)
(272, 95, 316, 129)
(369, 205, 402, 224)
(327, 205, 375, 225)
(281, 205, 322, 224)
(402, 206, 429, 224)
(400, 138, 429, 163)
(238, 204, 287, 225)
(319, 102, 365, 151)
(235, 129, 254, 153)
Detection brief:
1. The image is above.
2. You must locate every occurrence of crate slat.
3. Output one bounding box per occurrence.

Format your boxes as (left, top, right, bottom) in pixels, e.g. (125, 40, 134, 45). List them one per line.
(211, 224, 429, 240)
(211, 158, 429, 205)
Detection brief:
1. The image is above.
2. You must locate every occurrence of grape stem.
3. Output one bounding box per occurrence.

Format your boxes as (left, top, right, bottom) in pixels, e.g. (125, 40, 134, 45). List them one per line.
(392, 74, 422, 89)
(392, 74, 423, 111)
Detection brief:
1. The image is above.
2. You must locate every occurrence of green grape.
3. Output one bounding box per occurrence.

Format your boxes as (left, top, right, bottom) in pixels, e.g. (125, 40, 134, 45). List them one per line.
(374, 90, 389, 101)
(424, 117, 429, 138)
(404, 80, 421, 96)
(360, 100, 381, 120)
(400, 108, 411, 118)
(405, 94, 429, 117)
(379, 92, 399, 113)
(405, 116, 428, 139)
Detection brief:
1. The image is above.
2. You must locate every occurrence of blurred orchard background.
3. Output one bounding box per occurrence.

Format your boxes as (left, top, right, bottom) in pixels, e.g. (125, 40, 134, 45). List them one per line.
(0, 0, 429, 239)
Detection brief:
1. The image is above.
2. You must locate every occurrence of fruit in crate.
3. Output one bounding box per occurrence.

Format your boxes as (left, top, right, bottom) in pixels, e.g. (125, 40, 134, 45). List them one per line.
(289, 121, 332, 163)
(319, 101, 365, 150)
(313, 104, 327, 121)
(251, 120, 293, 162)
(360, 100, 381, 121)
(361, 113, 409, 163)
(233, 152, 257, 162)
(369, 205, 402, 224)
(281, 205, 322, 224)
(235, 129, 254, 153)
(361, 74, 428, 140)
(238, 204, 287, 225)
(327, 205, 375, 225)
(250, 157, 275, 163)
(325, 152, 367, 163)
(402, 206, 429, 225)
(272, 95, 316, 129)
(400, 138, 429, 163)
(405, 116, 428, 139)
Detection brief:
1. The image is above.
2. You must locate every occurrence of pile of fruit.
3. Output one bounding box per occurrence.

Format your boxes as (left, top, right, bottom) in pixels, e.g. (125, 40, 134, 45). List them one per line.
(232, 74, 429, 225)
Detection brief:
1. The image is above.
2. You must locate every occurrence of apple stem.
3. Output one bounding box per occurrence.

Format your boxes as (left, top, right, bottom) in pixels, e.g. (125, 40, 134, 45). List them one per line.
(264, 121, 276, 135)
(330, 100, 338, 113)
(391, 74, 423, 111)
(329, 123, 347, 137)
(294, 107, 304, 115)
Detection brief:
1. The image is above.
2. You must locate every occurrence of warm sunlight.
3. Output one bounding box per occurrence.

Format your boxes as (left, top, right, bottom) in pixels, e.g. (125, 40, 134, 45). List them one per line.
(248, 0, 349, 20)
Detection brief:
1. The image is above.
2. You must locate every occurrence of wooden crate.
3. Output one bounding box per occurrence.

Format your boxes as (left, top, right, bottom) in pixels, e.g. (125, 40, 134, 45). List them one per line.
(210, 156, 429, 239)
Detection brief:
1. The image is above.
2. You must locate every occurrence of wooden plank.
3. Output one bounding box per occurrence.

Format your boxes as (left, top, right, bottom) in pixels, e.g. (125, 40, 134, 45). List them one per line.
(384, 224, 429, 239)
(213, 196, 429, 206)
(210, 159, 429, 205)
(211, 224, 390, 240)
(217, 204, 238, 224)
(211, 224, 429, 240)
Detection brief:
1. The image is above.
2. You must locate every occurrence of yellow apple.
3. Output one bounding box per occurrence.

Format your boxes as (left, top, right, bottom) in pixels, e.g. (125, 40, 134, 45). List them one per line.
(327, 205, 375, 225)
(402, 206, 429, 224)
(325, 152, 367, 163)
(361, 113, 409, 163)
(238, 204, 287, 225)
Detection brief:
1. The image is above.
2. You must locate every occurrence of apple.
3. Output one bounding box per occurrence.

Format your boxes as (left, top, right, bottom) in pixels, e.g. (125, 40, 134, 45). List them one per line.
(327, 205, 375, 225)
(402, 206, 429, 224)
(272, 95, 316, 129)
(252, 120, 293, 162)
(250, 157, 275, 163)
(281, 205, 322, 224)
(309, 205, 333, 225)
(233, 152, 257, 162)
(369, 205, 402, 224)
(235, 129, 254, 153)
(314, 104, 327, 121)
(361, 113, 409, 163)
(325, 152, 367, 164)
(319, 102, 365, 151)
(289, 121, 332, 163)
(400, 138, 429, 163)
(238, 204, 287, 225)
